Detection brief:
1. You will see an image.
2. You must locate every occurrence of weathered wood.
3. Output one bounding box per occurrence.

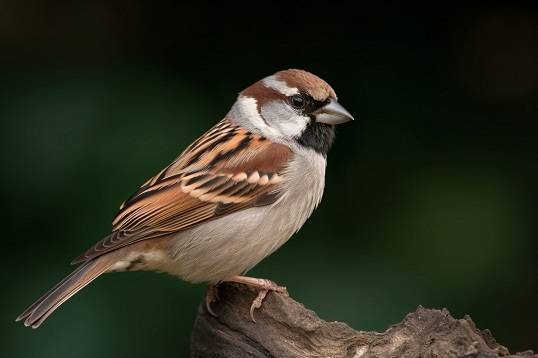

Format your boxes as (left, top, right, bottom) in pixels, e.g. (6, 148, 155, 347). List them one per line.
(190, 282, 536, 358)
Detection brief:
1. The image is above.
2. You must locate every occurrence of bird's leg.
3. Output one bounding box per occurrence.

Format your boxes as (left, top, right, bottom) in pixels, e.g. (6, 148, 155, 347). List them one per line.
(204, 283, 220, 317)
(224, 275, 288, 322)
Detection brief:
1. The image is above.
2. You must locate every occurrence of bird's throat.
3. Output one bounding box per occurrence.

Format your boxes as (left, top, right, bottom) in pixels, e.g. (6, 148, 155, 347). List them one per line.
(296, 120, 335, 155)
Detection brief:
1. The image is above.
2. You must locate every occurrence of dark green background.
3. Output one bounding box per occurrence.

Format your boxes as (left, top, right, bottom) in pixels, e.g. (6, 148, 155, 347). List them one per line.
(2, 2, 537, 357)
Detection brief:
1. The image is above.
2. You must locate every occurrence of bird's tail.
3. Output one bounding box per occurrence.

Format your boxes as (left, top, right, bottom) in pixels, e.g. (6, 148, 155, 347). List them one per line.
(16, 256, 114, 328)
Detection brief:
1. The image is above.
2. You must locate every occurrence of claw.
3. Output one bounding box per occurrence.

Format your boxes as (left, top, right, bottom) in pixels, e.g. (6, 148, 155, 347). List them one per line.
(205, 284, 220, 317)
(224, 276, 288, 322)
(249, 289, 269, 322)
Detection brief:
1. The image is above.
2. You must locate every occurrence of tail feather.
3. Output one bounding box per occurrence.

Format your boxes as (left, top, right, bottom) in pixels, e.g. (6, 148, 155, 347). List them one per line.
(16, 257, 113, 328)
(16, 263, 89, 322)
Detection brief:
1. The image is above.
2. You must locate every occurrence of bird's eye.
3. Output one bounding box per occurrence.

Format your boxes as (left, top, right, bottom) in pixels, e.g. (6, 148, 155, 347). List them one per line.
(290, 94, 306, 109)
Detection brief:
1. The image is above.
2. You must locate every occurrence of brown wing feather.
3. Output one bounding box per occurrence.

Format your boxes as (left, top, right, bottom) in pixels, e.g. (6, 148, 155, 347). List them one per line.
(72, 119, 292, 264)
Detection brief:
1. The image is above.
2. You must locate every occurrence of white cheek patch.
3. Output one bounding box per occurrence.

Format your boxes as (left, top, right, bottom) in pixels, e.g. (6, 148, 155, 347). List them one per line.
(235, 97, 263, 125)
(261, 101, 309, 139)
(228, 96, 280, 138)
(263, 76, 299, 96)
(228, 96, 309, 144)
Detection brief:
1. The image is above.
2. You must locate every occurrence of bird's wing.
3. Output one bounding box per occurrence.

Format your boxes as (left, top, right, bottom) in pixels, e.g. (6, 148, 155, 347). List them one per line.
(72, 119, 292, 264)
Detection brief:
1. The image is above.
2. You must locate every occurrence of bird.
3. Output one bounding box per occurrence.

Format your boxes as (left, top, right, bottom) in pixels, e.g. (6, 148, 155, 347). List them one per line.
(16, 69, 353, 328)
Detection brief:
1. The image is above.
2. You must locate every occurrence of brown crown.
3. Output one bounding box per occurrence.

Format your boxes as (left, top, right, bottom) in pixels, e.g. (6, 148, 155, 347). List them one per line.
(275, 69, 336, 101)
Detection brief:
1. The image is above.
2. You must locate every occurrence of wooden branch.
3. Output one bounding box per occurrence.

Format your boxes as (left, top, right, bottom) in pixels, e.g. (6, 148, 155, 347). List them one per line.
(191, 283, 536, 358)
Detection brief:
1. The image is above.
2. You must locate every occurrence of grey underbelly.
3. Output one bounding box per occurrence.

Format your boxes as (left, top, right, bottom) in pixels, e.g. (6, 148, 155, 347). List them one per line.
(164, 203, 301, 283)
(106, 198, 313, 282)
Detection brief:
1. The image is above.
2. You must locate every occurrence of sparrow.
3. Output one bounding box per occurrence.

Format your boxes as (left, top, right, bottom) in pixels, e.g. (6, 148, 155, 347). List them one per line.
(16, 69, 353, 328)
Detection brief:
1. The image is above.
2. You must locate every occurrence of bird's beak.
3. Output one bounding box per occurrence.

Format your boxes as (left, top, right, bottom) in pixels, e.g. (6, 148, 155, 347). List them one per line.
(314, 99, 354, 125)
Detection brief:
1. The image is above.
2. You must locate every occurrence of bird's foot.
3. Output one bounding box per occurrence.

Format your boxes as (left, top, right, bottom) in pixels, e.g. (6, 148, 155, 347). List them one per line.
(225, 275, 288, 322)
(204, 283, 220, 317)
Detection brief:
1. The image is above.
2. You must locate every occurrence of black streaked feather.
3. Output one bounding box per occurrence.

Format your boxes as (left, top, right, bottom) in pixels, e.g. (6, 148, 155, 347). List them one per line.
(184, 131, 236, 167)
(184, 173, 207, 186)
(254, 191, 282, 206)
(198, 175, 229, 190)
(218, 180, 250, 196)
(208, 135, 252, 167)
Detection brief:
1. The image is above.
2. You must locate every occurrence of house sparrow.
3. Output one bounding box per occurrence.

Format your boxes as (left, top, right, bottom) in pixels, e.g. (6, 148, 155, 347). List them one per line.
(16, 69, 353, 328)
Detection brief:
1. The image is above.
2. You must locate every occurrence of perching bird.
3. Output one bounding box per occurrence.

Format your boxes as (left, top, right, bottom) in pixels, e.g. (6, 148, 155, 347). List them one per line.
(16, 69, 353, 328)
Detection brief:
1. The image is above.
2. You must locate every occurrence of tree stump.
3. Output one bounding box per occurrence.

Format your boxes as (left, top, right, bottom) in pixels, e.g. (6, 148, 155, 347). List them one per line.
(190, 283, 536, 357)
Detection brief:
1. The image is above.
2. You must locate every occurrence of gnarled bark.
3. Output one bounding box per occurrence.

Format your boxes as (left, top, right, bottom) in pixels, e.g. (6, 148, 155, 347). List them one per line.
(190, 283, 536, 357)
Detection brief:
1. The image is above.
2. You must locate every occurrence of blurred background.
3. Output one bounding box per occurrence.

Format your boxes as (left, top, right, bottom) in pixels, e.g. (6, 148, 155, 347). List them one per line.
(2, 1, 537, 356)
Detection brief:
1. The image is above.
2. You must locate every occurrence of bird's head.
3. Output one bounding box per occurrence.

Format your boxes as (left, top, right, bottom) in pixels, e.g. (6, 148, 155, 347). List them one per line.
(228, 69, 353, 154)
